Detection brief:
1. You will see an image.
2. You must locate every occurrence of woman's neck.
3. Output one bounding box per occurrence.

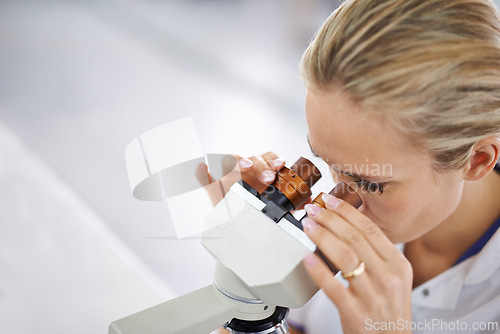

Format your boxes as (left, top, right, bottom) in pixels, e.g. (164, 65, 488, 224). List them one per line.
(405, 170, 500, 287)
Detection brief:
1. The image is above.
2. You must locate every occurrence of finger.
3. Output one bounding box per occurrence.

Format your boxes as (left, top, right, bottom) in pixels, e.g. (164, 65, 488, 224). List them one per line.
(304, 205, 383, 267)
(233, 156, 267, 192)
(302, 218, 373, 284)
(237, 157, 254, 172)
(262, 151, 286, 171)
(322, 193, 398, 260)
(235, 152, 286, 193)
(196, 163, 227, 206)
(241, 155, 278, 192)
(232, 153, 253, 174)
(303, 252, 353, 306)
(221, 155, 239, 177)
(195, 162, 214, 186)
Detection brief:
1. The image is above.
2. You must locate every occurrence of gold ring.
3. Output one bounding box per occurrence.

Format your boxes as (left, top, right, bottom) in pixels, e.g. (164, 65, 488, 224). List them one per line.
(341, 262, 365, 280)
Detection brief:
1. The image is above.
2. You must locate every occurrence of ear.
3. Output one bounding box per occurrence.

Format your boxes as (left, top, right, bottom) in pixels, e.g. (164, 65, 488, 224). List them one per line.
(463, 137, 500, 181)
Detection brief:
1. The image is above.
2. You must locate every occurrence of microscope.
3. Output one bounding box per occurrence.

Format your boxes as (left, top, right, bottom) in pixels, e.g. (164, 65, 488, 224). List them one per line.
(109, 120, 361, 334)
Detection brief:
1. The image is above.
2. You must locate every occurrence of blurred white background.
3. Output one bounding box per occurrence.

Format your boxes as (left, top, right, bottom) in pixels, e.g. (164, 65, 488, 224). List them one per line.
(0, 0, 336, 333)
(2, 0, 499, 333)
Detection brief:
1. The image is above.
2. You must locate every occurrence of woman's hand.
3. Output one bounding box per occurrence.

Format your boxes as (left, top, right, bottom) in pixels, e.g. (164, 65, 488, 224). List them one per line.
(195, 152, 286, 205)
(302, 193, 413, 334)
(233, 151, 286, 193)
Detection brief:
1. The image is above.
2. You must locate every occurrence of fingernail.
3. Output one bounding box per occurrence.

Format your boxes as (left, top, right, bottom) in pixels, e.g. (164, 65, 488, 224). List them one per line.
(304, 253, 317, 267)
(271, 158, 284, 169)
(302, 217, 318, 231)
(304, 204, 323, 217)
(260, 170, 275, 183)
(238, 158, 253, 169)
(322, 193, 340, 209)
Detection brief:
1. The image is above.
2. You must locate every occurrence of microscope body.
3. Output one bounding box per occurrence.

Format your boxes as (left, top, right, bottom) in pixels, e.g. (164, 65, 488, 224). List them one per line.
(204, 180, 318, 310)
(109, 179, 320, 333)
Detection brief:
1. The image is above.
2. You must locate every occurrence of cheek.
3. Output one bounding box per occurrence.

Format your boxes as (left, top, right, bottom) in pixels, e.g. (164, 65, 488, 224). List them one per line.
(359, 193, 412, 231)
(360, 178, 463, 243)
(360, 192, 428, 244)
(357, 181, 430, 242)
(419, 178, 463, 223)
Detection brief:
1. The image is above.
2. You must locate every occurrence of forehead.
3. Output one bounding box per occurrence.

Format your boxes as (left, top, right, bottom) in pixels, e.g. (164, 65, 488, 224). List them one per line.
(305, 87, 419, 178)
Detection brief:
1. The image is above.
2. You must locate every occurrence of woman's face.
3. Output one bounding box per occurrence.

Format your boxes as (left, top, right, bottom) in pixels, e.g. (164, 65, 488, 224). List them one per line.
(306, 86, 465, 244)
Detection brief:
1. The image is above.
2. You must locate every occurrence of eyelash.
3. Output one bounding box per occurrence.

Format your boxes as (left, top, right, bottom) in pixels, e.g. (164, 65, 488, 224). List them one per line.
(353, 178, 385, 195)
(314, 151, 387, 195)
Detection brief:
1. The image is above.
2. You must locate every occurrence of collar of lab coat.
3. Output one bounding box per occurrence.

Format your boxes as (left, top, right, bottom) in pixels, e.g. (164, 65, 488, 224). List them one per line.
(411, 227, 500, 309)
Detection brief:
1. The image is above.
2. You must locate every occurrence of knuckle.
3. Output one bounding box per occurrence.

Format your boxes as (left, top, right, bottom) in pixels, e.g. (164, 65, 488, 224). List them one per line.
(344, 230, 364, 245)
(337, 248, 358, 269)
(263, 152, 283, 164)
(381, 262, 413, 291)
(230, 153, 242, 160)
(380, 273, 402, 290)
(263, 151, 279, 158)
(312, 228, 327, 244)
(396, 257, 414, 280)
(316, 268, 331, 286)
(359, 220, 381, 237)
(247, 156, 268, 171)
(367, 295, 385, 311)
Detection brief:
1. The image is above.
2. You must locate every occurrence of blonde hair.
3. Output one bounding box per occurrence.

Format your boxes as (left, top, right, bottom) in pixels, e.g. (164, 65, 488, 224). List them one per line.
(301, 0, 500, 170)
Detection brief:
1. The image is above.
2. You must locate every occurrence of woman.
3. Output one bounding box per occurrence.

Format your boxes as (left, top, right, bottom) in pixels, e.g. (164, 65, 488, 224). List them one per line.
(229, 0, 500, 333)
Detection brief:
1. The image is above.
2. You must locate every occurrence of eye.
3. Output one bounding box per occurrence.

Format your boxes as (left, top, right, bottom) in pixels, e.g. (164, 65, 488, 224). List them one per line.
(353, 178, 385, 195)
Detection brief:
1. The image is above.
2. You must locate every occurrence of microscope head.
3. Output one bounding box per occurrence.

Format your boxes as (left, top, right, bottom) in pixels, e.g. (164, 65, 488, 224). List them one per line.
(202, 158, 323, 308)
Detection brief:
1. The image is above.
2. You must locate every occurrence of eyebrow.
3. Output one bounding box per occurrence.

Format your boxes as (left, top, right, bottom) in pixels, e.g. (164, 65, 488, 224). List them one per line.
(306, 135, 391, 183)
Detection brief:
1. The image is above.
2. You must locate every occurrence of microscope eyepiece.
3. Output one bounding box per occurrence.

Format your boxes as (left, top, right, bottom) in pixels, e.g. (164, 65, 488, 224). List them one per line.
(312, 182, 362, 209)
(261, 157, 322, 211)
(290, 157, 322, 189)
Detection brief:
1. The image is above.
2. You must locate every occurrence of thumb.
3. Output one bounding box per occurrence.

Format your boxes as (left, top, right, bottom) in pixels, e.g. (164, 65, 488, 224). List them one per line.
(195, 162, 214, 186)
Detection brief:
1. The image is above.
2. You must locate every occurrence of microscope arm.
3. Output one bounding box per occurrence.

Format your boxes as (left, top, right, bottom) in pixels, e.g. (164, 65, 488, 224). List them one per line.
(109, 285, 237, 334)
